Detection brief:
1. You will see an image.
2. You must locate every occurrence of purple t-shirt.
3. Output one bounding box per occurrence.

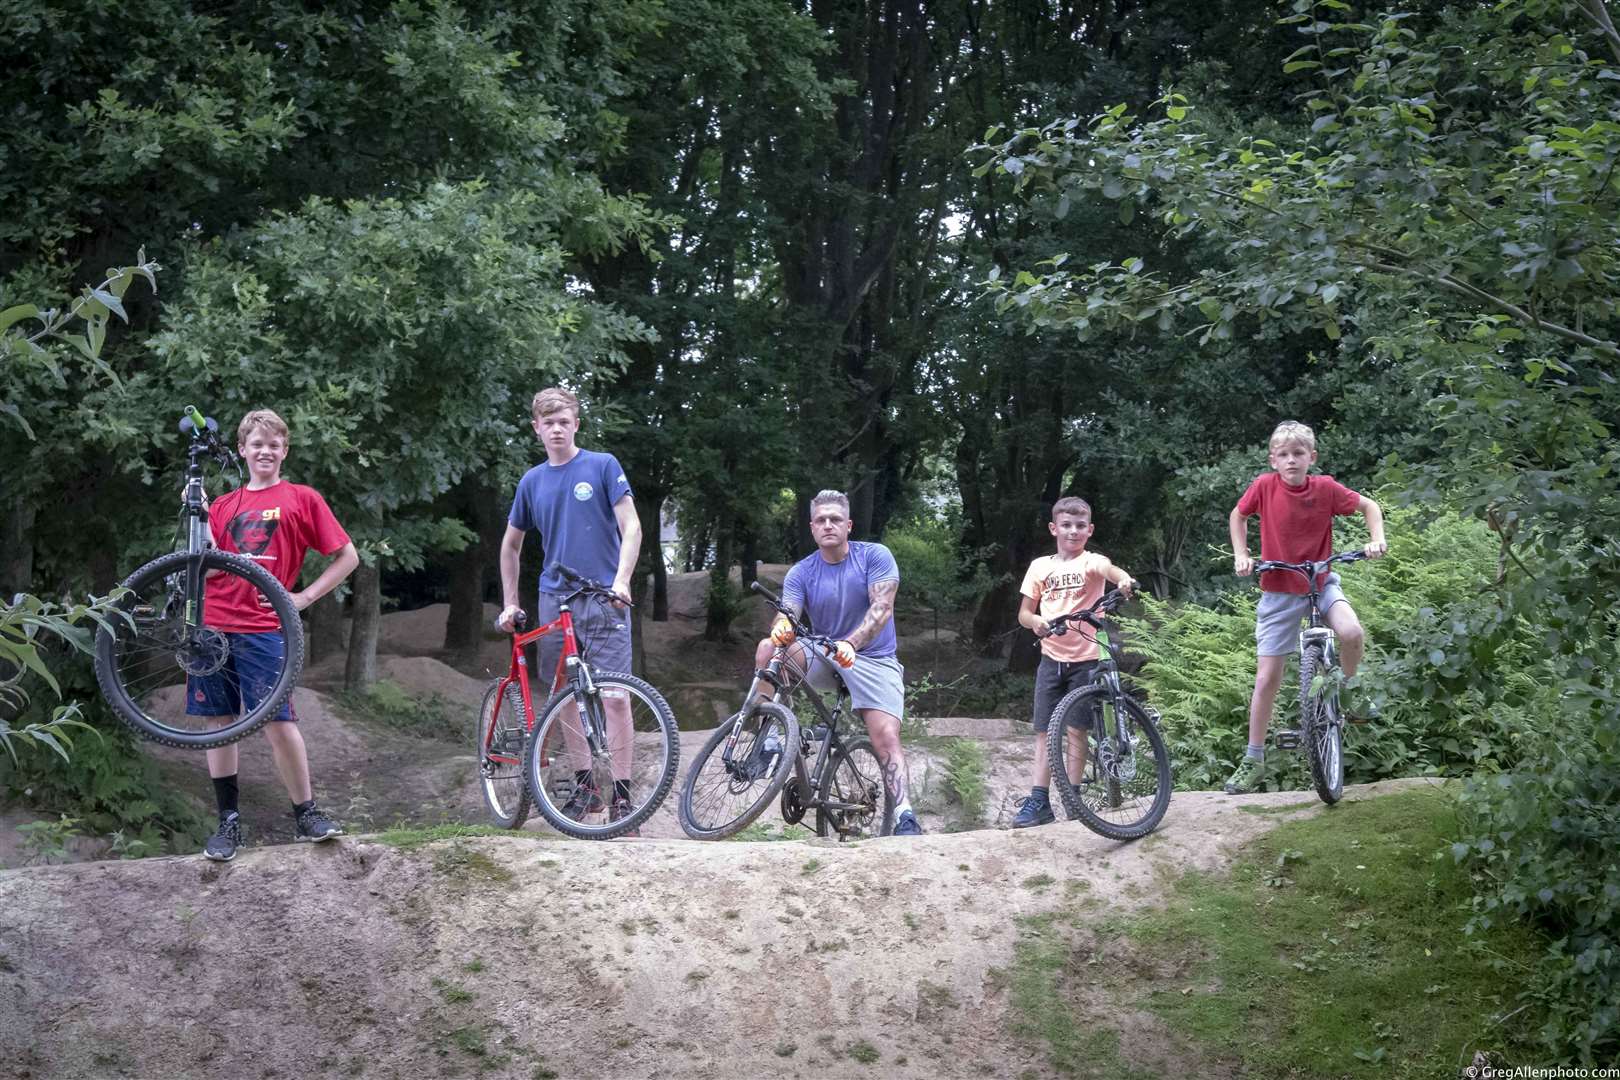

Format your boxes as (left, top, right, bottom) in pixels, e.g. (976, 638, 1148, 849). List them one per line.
(782, 541, 900, 658)
(508, 449, 633, 594)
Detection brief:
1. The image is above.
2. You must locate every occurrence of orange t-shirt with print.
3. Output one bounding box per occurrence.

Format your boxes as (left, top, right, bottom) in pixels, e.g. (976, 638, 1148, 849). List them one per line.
(1020, 551, 1114, 663)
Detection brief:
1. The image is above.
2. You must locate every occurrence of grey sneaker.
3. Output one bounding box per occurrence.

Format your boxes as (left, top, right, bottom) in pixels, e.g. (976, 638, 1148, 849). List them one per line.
(294, 804, 343, 842)
(204, 812, 242, 861)
(1223, 756, 1269, 795)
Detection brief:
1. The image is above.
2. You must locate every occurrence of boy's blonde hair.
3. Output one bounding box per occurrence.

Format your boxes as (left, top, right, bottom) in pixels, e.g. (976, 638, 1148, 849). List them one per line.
(1051, 496, 1092, 523)
(238, 409, 290, 445)
(532, 387, 580, 421)
(1269, 420, 1316, 452)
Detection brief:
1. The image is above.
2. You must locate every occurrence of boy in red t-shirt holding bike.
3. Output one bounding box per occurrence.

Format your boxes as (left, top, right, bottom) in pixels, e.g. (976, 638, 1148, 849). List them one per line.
(192, 409, 359, 860)
(1225, 421, 1387, 794)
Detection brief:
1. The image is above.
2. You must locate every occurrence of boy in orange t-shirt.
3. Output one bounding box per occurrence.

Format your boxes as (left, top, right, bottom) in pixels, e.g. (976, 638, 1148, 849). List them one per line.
(1010, 497, 1136, 828)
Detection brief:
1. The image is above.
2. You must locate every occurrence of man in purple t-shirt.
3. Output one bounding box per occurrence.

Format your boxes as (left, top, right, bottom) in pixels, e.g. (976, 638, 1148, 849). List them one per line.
(497, 387, 644, 828)
(755, 489, 923, 836)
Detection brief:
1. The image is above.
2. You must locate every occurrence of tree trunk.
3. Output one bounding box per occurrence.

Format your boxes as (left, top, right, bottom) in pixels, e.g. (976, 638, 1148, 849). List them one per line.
(344, 558, 381, 691)
(0, 496, 35, 597)
(703, 527, 737, 642)
(444, 483, 505, 653)
(306, 591, 345, 665)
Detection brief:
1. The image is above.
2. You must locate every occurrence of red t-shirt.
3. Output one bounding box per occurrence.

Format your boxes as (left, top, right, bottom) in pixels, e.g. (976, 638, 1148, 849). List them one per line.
(206, 481, 350, 632)
(1236, 472, 1361, 594)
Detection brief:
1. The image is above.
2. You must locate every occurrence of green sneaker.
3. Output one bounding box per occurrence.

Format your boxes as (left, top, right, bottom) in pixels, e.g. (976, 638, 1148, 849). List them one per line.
(1223, 756, 1269, 794)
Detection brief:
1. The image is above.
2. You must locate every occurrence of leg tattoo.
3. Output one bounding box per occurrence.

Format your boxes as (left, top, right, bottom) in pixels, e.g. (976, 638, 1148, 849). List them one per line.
(879, 753, 907, 804)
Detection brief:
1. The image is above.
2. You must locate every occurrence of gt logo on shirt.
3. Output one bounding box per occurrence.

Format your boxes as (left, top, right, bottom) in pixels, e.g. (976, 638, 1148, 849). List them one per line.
(573, 482, 594, 502)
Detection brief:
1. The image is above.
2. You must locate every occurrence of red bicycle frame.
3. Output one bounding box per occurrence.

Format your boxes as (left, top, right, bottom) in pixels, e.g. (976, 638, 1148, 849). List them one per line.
(480, 605, 584, 768)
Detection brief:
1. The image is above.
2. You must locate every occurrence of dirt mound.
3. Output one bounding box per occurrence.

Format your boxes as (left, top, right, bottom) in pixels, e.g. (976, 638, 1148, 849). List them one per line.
(0, 780, 1435, 1079)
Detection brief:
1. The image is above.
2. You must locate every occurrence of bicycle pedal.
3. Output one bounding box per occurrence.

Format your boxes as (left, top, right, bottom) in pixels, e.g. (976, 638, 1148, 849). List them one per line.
(1274, 730, 1301, 751)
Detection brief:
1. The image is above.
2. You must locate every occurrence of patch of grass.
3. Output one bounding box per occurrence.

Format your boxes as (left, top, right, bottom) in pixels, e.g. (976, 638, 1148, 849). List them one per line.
(686, 969, 709, 983)
(1028, 786, 1544, 1078)
(463, 958, 485, 974)
(374, 823, 517, 849)
(847, 1039, 880, 1064)
(801, 857, 824, 876)
(447, 1026, 487, 1057)
(733, 822, 814, 842)
(1021, 872, 1055, 890)
(429, 844, 515, 886)
(335, 679, 461, 742)
(432, 977, 473, 1004)
(903, 912, 919, 931)
(1235, 800, 1320, 816)
(774, 1042, 797, 1057)
(533, 1066, 558, 1080)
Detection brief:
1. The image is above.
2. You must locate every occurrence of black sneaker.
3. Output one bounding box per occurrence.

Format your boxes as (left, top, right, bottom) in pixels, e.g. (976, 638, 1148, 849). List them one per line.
(294, 804, 343, 842)
(1010, 795, 1055, 829)
(561, 780, 605, 820)
(204, 812, 242, 861)
(609, 795, 641, 838)
(893, 810, 923, 836)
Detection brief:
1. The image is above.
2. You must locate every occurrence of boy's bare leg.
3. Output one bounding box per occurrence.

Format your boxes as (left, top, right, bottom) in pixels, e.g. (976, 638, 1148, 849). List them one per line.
(606, 694, 633, 780)
(1032, 732, 1050, 788)
(1322, 603, 1366, 677)
(264, 721, 314, 804)
(206, 738, 239, 781)
(1249, 654, 1288, 744)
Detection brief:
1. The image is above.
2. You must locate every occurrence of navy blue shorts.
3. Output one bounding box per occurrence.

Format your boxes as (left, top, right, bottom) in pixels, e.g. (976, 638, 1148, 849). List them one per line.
(184, 631, 297, 722)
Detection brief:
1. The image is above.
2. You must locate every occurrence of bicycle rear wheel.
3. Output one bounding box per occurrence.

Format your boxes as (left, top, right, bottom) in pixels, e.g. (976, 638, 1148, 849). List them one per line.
(477, 680, 531, 828)
(678, 702, 799, 840)
(94, 549, 303, 749)
(814, 735, 894, 840)
(1047, 685, 1172, 840)
(523, 672, 679, 840)
(1299, 645, 1344, 804)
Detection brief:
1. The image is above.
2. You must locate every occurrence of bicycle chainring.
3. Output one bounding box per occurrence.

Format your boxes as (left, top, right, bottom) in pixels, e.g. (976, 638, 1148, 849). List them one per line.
(780, 775, 810, 825)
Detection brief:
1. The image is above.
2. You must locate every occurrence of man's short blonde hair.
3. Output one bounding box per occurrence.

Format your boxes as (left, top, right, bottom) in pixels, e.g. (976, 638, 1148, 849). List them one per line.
(238, 409, 289, 445)
(532, 387, 580, 421)
(810, 489, 850, 519)
(1269, 420, 1316, 452)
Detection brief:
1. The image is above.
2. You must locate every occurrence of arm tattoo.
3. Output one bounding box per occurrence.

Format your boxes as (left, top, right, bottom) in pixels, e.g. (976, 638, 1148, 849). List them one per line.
(845, 579, 898, 651)
(878, 751, 908, 804)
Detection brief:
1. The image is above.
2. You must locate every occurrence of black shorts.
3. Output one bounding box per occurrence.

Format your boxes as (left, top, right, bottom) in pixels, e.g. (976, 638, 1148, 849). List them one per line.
(1032, 656, 1098, 733)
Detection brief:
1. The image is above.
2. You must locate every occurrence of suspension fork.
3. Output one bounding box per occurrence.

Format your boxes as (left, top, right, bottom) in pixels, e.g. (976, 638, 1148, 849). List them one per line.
(182, 474, 210, 627)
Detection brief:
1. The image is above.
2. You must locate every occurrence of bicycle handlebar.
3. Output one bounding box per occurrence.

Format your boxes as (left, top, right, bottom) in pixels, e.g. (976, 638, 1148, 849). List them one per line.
(749, 580, 845, 659)
(552, 563, 634, 608)
(1044, 586, 1128, 637)
(1253, 550, 1368, 579)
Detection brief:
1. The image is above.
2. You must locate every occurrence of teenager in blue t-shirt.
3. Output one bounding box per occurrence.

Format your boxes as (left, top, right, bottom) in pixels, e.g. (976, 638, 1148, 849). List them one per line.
(755, 489, 923, 836)
(497, 387, 644, 828)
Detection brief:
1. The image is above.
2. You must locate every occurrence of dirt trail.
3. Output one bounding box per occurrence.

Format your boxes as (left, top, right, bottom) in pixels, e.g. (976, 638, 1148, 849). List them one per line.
(0, 780, 1435, 1079)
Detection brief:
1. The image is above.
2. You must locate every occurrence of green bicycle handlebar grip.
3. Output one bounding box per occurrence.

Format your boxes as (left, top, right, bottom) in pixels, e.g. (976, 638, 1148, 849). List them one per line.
(185, 405, 207, 433)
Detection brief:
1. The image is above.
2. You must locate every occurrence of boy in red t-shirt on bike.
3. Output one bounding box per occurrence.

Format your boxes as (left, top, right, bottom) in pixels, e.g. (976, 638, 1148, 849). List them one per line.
(1225, 421, 1387, 794)
(193, 409, 359, 860)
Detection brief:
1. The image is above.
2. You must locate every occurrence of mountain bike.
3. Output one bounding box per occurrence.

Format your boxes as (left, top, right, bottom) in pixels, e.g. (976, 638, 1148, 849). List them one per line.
(476, 564, 679, 840)
(93, 407, 304, 749)
(1044, 589, 1173, 840)
(677, 581, 895, 841)
(1250, 550, 1367, 805)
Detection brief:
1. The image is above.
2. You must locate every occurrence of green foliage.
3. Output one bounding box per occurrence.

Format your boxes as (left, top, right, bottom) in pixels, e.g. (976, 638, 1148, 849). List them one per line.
(0, 655, 210, 853)
(939, 738, 989, 825)
(13, 814, 83, 866)
(335, 680, 459, 743)
(0, 593, 115, 764)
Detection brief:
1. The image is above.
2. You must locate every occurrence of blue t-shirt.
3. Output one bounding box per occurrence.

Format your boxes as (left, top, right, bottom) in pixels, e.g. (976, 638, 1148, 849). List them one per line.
(782, 541, 900, 658)
(508, 449, 633, 595)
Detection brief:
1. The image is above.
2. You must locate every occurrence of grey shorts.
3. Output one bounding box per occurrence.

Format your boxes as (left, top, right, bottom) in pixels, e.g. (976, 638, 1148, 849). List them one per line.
(1256, 574, 1346, 657)
(805, 652, 906, 719)
(536, 590, 632, 681)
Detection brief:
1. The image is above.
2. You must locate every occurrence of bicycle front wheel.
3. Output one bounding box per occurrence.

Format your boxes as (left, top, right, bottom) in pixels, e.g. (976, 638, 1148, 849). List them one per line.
(678, 702, 799, 840)
(1047, 685, 1172, 840)
(523, 672, 679, 840)
(93, 549, 303, 749)
(814, 735, 894, 840)
(1299, 645, 1344, 804)
(477, 680, 531, 829)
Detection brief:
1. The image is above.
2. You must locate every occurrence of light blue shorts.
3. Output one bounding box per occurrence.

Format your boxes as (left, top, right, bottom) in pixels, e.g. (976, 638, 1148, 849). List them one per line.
(1256, 573, 1347, 657)
(805, 652, 906, 719)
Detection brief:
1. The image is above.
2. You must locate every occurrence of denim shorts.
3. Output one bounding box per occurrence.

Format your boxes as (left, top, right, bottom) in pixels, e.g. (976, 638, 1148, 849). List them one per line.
(185, 631, 297, 721)
(1032, 656, 1099, 733)
(1256, 573, 1347, 656)
(804, 651, 906, 719)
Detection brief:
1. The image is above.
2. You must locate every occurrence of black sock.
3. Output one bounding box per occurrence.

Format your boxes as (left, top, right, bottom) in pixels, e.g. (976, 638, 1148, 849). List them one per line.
(212, 775, 239, 818)
(614, 779, 632, 801)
